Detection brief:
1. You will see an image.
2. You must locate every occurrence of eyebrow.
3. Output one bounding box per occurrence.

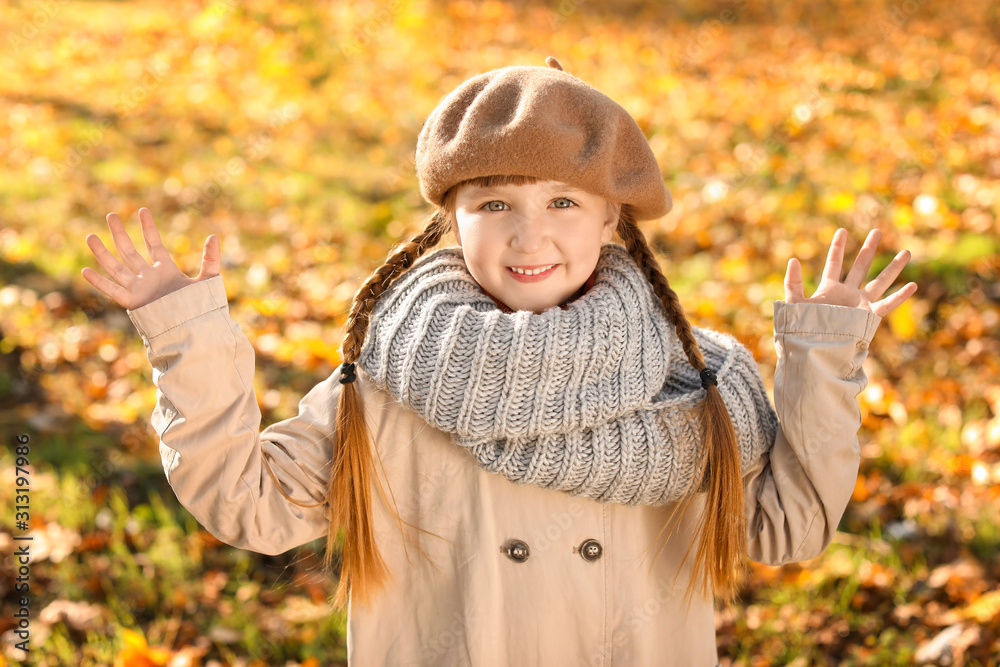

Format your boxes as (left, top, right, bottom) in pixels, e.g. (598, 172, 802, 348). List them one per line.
(464, 184, 587, 196)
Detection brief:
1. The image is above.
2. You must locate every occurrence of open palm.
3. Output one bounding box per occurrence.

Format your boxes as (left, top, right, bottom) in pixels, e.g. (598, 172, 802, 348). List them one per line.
(784, 228, 918, 317)
(81, 207, 221, 311)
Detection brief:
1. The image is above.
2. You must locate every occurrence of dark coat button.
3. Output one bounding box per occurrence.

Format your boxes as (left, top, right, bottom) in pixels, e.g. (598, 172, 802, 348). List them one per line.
(504, 539, 530, 563)
(578, 538, 603, 562)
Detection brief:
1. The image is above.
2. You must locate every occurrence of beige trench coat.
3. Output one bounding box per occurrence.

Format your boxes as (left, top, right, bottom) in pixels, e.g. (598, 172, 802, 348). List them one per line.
(127, 273, 881, 667)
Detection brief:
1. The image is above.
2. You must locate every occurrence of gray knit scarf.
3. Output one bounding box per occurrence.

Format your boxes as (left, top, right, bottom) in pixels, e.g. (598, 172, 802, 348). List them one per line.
(356, 244, 778, 506)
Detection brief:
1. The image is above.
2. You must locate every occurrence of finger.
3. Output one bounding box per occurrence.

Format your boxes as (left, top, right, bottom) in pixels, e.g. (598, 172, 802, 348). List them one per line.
(784, 258, 804, 302)
(107, 211, 149, 273)
(138, 207, 170, 263)
(821, 228, 848, 283)
(81, 266, 133, 308)
(86, 232, 135, 287)
(844, 228, 883, 289)
(864, 249, 911, 298)
(871, 282, 918, 317)
(197, 234, 221, 280)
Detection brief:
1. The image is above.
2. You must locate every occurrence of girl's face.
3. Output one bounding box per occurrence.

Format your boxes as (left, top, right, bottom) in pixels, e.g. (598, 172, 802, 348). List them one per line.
(452, 179, 619, 314)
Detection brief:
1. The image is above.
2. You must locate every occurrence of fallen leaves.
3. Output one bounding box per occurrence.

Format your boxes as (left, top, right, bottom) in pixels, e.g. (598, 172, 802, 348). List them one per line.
(113, 629, 206, 667)
(27, 521, 82, 564)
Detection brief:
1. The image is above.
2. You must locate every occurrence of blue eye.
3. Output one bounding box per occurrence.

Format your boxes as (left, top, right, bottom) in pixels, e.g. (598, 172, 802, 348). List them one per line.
(479, 199, 576, 211)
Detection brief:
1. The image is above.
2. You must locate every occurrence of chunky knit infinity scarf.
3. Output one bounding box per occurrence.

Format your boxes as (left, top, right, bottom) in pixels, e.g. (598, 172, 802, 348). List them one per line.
(356, 244, 778, 506)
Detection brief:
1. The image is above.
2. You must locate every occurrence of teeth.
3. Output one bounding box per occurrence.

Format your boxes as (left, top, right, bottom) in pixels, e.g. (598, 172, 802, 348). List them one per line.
(510, 264, 555, 275)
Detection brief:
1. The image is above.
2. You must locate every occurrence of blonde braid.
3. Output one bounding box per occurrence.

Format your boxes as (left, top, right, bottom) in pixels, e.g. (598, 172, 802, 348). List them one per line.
(259, 209, 451, 612)
(616, 208, 746, 605)
(325, 209, 451, 611)
(342, 210, 449, 363)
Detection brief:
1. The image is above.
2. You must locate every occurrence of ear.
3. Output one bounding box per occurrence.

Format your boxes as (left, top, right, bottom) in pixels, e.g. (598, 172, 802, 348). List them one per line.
(450, 213, 462, 246)
(600, 202, 621, 243)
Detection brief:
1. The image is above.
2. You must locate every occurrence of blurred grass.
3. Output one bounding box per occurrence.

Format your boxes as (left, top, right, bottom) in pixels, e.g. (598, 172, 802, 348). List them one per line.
(1, 0, 999, 665)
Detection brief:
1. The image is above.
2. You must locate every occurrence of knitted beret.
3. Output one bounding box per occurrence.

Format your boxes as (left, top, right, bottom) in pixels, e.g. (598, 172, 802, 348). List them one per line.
(415, 57, 672, 221)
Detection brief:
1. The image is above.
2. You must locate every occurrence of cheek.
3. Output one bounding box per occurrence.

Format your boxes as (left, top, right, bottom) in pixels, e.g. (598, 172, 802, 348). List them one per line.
(457, 222, 483, 253)
(472, 220, 508, 247)
(456, 223, 501, 271)
(565, 230, 603, 275)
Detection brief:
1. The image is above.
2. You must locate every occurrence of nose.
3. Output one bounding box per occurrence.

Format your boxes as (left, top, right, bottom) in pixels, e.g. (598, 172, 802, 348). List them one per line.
(509, 213, 548, 255)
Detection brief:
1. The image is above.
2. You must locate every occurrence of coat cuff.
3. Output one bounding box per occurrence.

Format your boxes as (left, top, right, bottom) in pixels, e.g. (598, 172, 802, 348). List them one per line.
(772, 301, 881, 345)
(126, 276, 229, 340)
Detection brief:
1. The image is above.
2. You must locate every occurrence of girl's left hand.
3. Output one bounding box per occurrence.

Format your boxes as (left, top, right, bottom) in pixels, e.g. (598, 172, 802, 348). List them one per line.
(784, 228, 918, 317)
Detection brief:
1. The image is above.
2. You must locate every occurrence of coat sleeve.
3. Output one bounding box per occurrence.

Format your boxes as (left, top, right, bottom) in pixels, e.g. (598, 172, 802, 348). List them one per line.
(126, 275, 339, 555)
(743, 301, 881, 565)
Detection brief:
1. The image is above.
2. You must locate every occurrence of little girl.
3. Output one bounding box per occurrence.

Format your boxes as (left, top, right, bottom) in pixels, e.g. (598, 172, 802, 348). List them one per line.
(83, 57, 917, 666)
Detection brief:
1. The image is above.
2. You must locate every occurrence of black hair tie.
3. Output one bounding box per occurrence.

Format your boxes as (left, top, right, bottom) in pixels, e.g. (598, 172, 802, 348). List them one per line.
(339, 362, 357, 384)
(700, 368, 717, 389)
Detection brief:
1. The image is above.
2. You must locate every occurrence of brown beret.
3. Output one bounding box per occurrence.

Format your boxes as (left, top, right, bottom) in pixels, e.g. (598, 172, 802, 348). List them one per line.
(415, 57, 672, 221)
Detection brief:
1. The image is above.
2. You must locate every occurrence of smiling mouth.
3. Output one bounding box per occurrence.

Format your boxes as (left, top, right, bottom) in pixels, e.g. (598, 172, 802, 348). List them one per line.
(507, 264, 557, 275)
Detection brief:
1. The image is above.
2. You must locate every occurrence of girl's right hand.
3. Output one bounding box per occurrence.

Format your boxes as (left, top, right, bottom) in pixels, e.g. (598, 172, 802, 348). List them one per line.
(81, 207, 221, 310)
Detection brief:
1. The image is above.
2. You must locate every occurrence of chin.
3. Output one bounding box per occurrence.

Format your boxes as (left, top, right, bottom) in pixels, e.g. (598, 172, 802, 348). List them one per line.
(526, 300, 560, 314)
